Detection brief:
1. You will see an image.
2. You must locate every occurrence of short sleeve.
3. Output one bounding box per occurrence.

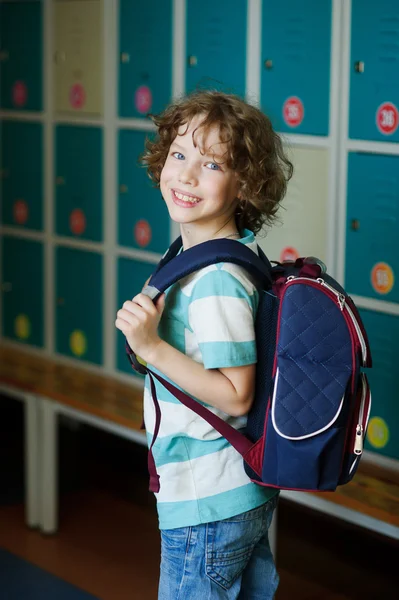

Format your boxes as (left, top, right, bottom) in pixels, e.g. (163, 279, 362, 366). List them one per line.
(188, 266, 259, 369)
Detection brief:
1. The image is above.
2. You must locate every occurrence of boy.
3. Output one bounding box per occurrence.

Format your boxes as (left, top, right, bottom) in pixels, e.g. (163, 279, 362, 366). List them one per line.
(115, 91, 293, 599)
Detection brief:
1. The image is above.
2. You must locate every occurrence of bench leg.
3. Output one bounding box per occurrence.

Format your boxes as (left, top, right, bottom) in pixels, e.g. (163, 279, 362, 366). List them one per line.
(40, 397, 58, 534)
(269, 504, 278, 558)
(24, 394, 40, 528)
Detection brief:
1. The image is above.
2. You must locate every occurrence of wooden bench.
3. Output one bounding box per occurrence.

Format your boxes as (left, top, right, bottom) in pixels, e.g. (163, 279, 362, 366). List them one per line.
(0, 346, 146, 533)
(1, 346, 398, 547)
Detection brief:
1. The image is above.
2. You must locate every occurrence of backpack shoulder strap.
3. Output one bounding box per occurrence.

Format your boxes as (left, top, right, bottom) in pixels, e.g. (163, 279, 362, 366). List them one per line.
(144, 237, 272, 301)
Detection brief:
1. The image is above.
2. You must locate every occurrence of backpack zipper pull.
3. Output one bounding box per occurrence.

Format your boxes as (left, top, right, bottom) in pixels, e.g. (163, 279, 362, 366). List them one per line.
(317, 278, 346, 311)
(354, 424, 363, 455)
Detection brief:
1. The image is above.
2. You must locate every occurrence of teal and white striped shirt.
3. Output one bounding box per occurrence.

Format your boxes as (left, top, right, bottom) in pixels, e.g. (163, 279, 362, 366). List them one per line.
(144, 229, 278, 529)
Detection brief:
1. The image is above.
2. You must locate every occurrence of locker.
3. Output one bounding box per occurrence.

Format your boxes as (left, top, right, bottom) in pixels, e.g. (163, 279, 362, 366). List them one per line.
(119, 0, 172, 118)
(55, 247, 103, 364)
(116, 257, 156, 376)
(1, 121, 43, 231)
(55, 125, 103, 241)
(0, 1, 43, 111)
(349, 0, 399, 142)
(345, 153, 399, 302)
(1, 236, 44, 347)
(261, 0, 332, 135)
(53, 0, 103, 116)
(118, 130, 170, 253)
(360, 309, 399, 460)
(186, 0, 247, 97)
(257, 147, 329, 264)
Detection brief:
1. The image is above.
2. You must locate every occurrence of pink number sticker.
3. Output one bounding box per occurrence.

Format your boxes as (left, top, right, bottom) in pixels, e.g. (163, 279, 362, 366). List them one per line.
(376, 102, 398, 135)
(13, 199, 28, 225)
(283, 97, 304, 128)
(69, 209, 86, 235)
(69, 84, 86, 109)
(135, 86, 152, 114)
(134, 219, 152, 247)
(12, 81, 28, 107)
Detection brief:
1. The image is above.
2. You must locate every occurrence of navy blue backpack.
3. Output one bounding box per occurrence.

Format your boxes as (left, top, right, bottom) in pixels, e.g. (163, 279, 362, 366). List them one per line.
(126, 237, 372, 494)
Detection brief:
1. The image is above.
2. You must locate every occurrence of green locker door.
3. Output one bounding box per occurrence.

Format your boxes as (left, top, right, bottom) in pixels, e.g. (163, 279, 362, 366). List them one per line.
(118, 130, 170, 253)
(0, 1, 43, 111)
(116, 257, 156, 376)
(1, 236, 44, 347)
(119, 0, 172, 118)
(55, 125, 103, 241)
(55, 247, 103, 364)
(1, 120, 43, 230)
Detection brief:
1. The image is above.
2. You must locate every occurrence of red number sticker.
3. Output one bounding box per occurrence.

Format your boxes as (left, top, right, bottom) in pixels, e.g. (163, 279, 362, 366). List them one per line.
(376, 102, 398, 135)
(280, 246, 299, 263)
(135, 85, 152, 114)
(134, 219, 152, 247)
(13, 199, 28, 225)
(283, 97, 304, 128)
(69, 209, 86, 235)
(371, 262, 394, 295)
(12, 81, 28, 107)
(69, 84, 86, 109)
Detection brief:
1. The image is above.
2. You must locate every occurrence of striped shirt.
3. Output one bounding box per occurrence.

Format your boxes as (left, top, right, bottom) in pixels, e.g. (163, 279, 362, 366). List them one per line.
(144, 229, 278, 529)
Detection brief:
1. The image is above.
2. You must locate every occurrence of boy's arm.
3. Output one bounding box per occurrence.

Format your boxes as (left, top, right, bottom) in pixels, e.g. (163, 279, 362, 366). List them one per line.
(146, 339, 255, 417)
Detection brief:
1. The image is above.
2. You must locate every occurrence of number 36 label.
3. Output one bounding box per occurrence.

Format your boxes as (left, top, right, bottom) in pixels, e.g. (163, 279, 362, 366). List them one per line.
(376, 102, 398, 135)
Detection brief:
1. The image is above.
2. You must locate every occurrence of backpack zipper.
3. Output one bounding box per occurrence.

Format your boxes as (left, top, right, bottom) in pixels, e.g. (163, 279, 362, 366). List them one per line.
(284, 277, 368, 365)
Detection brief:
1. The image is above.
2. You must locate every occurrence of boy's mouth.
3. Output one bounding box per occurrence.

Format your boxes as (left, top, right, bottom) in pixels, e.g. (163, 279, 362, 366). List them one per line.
(171, 189, 202, 207)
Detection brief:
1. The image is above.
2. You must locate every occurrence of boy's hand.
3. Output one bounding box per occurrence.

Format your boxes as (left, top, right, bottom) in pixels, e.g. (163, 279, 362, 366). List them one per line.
(115, 293, 166, 363)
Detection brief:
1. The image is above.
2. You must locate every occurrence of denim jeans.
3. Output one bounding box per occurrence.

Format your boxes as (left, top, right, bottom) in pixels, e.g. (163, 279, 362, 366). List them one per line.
(158, 495, 279, 599)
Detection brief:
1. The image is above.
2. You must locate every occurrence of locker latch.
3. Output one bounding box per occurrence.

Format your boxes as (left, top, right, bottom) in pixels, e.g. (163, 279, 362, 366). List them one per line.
(354, 61, 364, 73)
(188, 56, 198, 67)
(264, 59, 273, 70)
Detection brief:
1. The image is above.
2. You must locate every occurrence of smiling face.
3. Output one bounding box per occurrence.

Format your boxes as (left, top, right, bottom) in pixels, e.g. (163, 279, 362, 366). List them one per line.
(160, 115, 241, 244)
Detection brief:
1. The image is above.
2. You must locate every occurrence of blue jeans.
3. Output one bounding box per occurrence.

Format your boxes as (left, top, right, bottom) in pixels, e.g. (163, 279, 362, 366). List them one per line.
(158, 495, 279, 599)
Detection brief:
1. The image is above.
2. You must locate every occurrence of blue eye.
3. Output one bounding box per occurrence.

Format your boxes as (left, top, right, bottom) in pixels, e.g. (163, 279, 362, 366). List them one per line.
(172, 152, 185, 160)
(206, 162, 220, 171)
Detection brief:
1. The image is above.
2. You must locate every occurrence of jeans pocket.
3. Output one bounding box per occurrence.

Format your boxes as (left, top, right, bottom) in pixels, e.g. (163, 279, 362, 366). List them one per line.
(205, 505, 266, 590)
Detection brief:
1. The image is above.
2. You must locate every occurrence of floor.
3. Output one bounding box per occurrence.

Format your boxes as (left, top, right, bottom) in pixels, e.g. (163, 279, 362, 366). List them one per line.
(0, 395, 398, 599)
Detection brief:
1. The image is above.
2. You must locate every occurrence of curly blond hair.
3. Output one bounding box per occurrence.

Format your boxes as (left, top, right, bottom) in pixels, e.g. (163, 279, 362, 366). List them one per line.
(141, 90, 293, 234)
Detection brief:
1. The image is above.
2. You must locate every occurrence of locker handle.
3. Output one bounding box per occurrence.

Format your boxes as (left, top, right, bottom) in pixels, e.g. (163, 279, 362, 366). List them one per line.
(121, 52, 130, 63)
(354, 61, 364, 73)
(188, 56, 198, 67)
(351, 219, 360, 231)
(57, 297, 65, 306)
(54, 51, 66, 64)
(120, 184, 128, 194)
(56, 176, 65, 186)
(1, 282, 12, 292)
(264, 59, 273, 70)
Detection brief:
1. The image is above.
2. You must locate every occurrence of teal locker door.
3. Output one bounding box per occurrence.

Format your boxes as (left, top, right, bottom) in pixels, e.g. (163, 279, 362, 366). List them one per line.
(360, 310, 399, 460)
(1, 236, 44, 347)
(350, 0, 399, 142)
(1, 121, 43, 230)
(261, 0, 332, 135)
(119, 0, 172, 118)
(55, 125, 103, 241)
(0, 1, 42, 111)
(186, 0, 247, 96)
(345, 153, 399, 302)
(116, 257, 156, 376)
(118, 130, 170, 253)
(55, 247, 103, 364)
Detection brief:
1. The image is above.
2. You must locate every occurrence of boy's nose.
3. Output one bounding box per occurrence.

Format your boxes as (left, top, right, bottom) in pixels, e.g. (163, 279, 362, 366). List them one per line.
(178, 165, 198, 185)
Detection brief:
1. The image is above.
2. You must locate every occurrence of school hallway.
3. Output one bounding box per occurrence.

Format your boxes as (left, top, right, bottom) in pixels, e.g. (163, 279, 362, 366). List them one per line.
(0, 399, 397, 600)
